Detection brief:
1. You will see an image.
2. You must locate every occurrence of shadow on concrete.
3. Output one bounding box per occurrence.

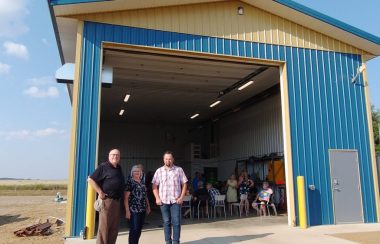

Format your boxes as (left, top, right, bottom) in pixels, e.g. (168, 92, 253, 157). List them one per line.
(182, 233, 273, 244)
(0, 214, 29, 226)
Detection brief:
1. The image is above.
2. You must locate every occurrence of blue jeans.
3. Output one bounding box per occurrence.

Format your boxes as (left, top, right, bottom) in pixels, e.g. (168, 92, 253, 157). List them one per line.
(129, 211, 145, 244)
(160, 203, 181, 244)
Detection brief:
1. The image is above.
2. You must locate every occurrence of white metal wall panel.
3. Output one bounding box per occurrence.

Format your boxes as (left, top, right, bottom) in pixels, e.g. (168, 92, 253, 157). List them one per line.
(218, 93, 283, 179)
(98, 122, 192, 177)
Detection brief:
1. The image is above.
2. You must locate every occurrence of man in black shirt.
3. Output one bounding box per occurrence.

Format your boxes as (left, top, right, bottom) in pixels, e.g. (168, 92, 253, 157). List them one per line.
(88, 149, 125, 244)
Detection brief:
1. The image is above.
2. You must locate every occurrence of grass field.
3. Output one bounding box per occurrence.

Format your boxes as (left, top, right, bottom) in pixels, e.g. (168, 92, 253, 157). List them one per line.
(0, 180, 67, 196)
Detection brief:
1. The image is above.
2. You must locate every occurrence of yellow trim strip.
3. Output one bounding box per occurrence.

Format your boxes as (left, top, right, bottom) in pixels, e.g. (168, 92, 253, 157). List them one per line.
(363, 63, 380, 222)
(65, 21, 84, 236)
(280, 63, 296, 226)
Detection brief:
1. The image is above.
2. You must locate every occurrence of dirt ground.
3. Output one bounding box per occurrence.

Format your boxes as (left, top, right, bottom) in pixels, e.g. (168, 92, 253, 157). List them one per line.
(330, 231, 380, 244)
(0, 195, 66, 244)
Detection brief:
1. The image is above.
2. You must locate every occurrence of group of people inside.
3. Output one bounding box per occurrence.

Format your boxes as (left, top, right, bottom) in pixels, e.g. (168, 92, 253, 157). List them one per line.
(190, 170, 274, 217)
(88, 148, 275, 244)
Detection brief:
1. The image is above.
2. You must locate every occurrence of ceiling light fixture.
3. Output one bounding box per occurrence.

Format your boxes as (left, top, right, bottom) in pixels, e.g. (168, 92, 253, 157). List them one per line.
(210, 100, 221, 108)
(218, 67, 267, 98)
(238, 80, 254, 90)
(124, 94, 130, 102)
(119, 109, 125, 116)
(190, 113, 199, 119)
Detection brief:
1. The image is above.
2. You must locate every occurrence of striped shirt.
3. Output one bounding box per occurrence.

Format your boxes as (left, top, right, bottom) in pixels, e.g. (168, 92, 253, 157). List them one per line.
(152, 165, 188, 204)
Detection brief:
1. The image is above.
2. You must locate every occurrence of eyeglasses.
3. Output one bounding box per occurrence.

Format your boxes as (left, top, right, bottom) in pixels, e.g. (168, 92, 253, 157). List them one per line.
(109, 154, 120, 157)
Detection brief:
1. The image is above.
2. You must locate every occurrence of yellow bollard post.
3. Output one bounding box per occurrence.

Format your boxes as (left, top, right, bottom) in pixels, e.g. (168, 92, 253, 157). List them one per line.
(297, 176, 307, 229)
(85, 180, 96, 239)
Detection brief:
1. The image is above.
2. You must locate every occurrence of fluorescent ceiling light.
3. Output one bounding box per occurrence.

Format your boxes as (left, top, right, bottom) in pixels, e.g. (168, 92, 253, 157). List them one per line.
(238, 80, 254, 90)
(190, 113, 199, 119)
(124, 94, 130, 102)
(119, 109, 125, 116)
(210, 100, 221, 108)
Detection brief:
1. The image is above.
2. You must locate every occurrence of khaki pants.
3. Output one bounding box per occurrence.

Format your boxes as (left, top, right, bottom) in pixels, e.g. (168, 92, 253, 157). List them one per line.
(97, 198, 120, 244)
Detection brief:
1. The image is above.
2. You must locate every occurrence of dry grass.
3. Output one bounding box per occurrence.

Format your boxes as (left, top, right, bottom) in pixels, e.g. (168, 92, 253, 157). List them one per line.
(0, 180, 67, 196)
(0, 180, 67, 186)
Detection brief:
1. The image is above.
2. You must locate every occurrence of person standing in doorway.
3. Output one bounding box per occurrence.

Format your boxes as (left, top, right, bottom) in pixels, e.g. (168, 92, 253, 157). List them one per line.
(152, 151, 188, 244)
(124, 165, 151, 244)
(88, 149, 125, 244)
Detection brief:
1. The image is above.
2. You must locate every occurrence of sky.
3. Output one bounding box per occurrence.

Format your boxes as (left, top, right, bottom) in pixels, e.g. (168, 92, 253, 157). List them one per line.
(0, 0, 379, 180)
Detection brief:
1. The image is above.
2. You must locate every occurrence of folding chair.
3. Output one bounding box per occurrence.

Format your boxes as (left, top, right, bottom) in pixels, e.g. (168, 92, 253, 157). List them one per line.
(197, 195, 209, 220)
(181, 195, 192, 219)
(230, 194, 249, 217)
(212, 194, 226, 219)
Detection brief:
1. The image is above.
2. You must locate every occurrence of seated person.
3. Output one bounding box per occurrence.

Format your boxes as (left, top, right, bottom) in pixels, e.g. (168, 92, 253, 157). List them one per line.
(206, 183, 220, 206)
(252, 181, 273, 216)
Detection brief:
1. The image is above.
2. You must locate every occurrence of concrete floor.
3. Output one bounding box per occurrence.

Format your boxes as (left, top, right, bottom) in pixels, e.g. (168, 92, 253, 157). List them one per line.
(65, 214, 380, 244)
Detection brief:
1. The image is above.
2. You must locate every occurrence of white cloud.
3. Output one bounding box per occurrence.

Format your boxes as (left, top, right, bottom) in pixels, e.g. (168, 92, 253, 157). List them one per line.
(3, 41, 29, 59)
(33, 128, 65, 137)
(23, 86, 59, 98)
(27, 76, 55, 86)
(0, 128, 65, 140)
(0, 62, 11, 74)
(0, 0, 29, 38)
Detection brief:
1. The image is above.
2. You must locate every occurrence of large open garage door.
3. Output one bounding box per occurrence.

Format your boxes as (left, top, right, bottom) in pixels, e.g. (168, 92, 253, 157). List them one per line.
(98, 47, 287, 222)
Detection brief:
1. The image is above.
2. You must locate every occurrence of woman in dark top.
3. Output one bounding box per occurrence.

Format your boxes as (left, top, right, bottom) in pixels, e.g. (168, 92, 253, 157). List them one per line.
(124, 165, 151, 244)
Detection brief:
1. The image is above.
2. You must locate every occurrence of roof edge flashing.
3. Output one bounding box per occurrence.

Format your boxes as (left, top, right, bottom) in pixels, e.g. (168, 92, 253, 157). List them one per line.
(50, 0, 111, 6)
(274, 0, 380, 46)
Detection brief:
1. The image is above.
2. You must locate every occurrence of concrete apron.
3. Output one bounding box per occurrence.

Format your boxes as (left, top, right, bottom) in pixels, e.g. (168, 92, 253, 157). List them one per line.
(65, 216, 380, 243)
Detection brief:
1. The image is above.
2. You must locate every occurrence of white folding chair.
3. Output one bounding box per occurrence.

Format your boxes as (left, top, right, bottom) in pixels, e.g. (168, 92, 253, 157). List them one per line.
(230, 194, 249, 217)
(197, 196, 209, 220)
(181, 195, 192, 219)
(213, 194, 226, 219)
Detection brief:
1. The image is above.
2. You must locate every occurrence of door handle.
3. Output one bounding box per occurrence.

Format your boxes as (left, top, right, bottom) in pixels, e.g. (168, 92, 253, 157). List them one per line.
(333, 187, 341, 192)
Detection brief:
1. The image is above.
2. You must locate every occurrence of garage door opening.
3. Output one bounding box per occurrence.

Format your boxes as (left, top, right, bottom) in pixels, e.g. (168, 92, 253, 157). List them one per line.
(97, 47, 287, 223)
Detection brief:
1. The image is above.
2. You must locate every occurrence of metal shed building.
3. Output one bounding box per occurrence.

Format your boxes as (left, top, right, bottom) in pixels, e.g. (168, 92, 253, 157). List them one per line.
(48, 0, 380, 237)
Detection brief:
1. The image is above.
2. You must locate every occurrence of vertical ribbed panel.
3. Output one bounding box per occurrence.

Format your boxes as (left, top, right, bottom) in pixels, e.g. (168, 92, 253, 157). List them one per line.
(285, 46, 376, 225)
(219, 93, 283, 160)
(76, 1, 364, 55)
(71, 21, 376, 235)
(71, 23, 102, 235)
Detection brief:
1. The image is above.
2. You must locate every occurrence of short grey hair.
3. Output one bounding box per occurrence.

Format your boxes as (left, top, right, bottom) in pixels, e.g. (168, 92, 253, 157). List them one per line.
(130, 165, 142, 179)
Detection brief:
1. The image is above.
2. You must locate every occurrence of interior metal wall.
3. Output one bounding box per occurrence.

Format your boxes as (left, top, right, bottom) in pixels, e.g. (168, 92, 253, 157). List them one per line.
(218, 93, 283, 180)
(98, 122, 194, 177)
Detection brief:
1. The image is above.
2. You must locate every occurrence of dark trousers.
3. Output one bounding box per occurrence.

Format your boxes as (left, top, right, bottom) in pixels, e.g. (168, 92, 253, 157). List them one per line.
(129, 211, 146, 244)
(97, 198, 120, 244)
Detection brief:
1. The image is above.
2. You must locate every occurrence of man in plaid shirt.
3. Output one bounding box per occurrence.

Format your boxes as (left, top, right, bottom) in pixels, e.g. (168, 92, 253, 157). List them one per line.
(206, 183, 220, 206)
(152, 151, 188, 244)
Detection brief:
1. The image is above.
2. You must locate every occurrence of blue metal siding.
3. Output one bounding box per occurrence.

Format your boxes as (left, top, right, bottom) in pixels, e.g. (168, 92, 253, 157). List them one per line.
(71, 21, 377, 234)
